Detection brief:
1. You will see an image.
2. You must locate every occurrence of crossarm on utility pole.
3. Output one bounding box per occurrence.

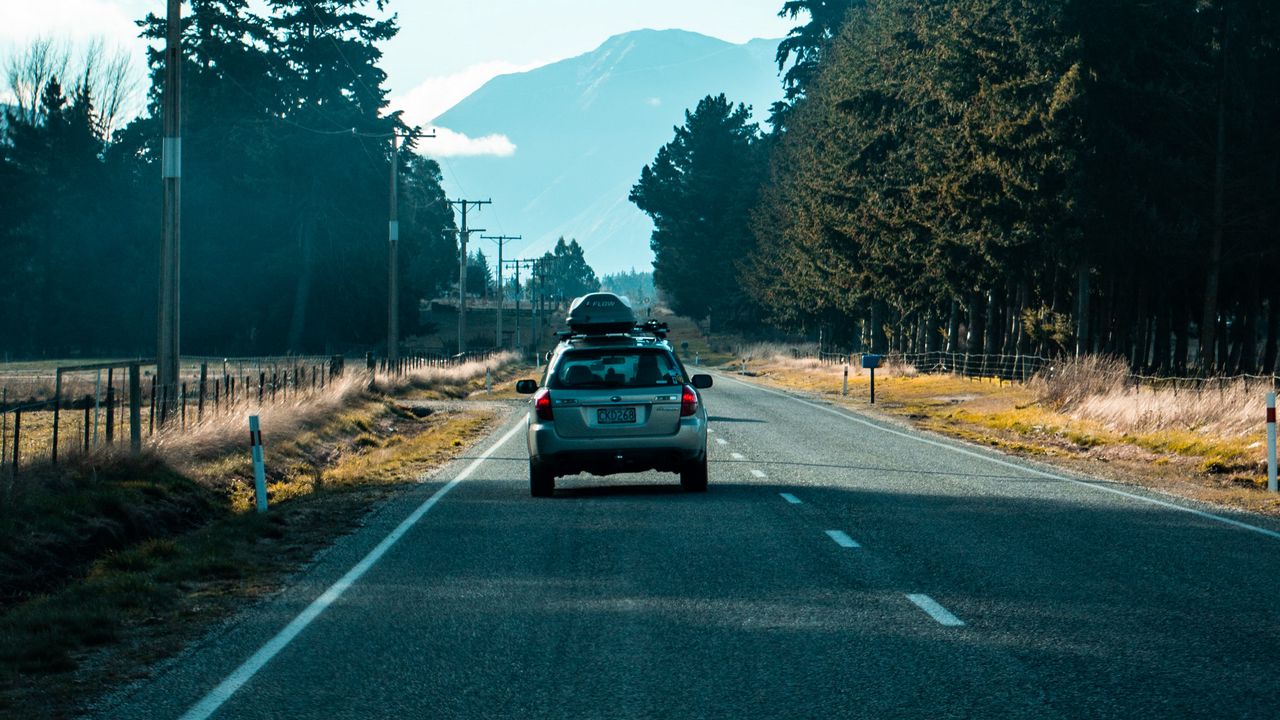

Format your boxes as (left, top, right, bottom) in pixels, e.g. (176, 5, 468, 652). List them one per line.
(446, 199, 492, 353)
(484, 235, 521, 349)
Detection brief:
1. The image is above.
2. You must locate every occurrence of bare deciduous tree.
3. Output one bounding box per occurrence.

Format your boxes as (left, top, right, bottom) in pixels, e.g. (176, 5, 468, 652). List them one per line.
(4, 36, 139, 139)
(4, 36, 71, 123)
(77, 38, 140, 139)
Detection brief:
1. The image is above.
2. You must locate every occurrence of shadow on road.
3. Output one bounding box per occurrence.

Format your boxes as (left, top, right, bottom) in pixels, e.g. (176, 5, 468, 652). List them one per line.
(707, 416, 767, 424)
(552, 482, 688, 499)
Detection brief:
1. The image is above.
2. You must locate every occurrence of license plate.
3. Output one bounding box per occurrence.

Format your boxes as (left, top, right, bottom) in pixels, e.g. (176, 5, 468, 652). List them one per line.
(597, 407, 637, 424)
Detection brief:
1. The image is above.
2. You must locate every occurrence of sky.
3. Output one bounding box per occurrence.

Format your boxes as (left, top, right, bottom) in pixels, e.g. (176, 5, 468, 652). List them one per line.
(0, 0, 796, 271)
(0, 0, 794, 153)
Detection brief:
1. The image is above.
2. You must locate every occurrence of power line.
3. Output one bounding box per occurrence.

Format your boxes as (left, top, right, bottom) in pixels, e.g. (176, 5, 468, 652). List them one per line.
(447, 199, 492, 353)
(483, 235, 521, 349)
(501, 258, 539, 352)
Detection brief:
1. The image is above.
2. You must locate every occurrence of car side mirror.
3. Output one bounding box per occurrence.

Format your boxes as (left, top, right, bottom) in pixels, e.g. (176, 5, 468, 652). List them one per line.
(691, 374, 713, 389)
(515, 379, 539, 394)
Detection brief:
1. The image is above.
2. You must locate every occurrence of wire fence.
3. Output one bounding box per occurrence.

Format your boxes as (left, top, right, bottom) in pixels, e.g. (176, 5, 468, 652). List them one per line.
(0, 349, 500, 478)
(789, 348, 1280, 391)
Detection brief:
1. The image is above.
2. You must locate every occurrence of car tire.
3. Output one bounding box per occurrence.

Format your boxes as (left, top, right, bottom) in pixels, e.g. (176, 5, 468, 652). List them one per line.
(680, 456, 708, 492)
(530, 462, 555, 498)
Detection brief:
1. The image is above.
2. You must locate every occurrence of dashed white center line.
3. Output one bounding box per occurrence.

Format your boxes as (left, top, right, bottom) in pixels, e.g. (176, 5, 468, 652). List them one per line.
(731, 452, 746, 460)
(825, 530, 860, 548)
(715, 438, 728, 446)
(779, 492, 801, 504)
(906, 594, 965, 627)
(751, 469, 768, 479)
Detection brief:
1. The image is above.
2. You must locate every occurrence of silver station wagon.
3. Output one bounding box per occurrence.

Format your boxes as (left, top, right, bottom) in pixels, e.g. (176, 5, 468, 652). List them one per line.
(516, 293, 713, 497)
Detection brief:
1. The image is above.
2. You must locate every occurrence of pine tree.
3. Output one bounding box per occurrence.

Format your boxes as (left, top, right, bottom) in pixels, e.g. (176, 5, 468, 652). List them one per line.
(631, 94, 765, 331)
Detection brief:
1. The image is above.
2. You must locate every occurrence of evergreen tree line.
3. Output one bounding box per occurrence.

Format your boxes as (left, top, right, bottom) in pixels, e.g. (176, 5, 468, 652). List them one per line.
(1, 0, 458, 358)
(469, 237, 599, 306)
(533, 237, 601, 305)
(599, 270, 656, 307)
(634, 0, 1280, 375)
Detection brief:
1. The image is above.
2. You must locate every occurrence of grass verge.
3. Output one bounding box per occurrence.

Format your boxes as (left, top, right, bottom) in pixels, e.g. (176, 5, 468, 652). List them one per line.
(0, 357, 523, 719)
(711, 352, 1279, 517)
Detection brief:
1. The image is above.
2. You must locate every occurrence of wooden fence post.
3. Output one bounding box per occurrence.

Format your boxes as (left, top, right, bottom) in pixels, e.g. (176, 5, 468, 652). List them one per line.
(83, 404, 91, 452)
(105, 370, 115, 444)
(149, 374, 157, 436)
(198, 362, 208, 421)
(0, 388, 6, 472)
(12, 407, 21, 475)
(51, 370, 62, 464)
(129, 363, 142, 453)
(1, 387, 6, 474)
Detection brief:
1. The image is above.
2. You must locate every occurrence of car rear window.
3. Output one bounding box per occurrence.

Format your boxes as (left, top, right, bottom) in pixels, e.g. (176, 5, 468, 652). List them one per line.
(549, 348, 684, 389)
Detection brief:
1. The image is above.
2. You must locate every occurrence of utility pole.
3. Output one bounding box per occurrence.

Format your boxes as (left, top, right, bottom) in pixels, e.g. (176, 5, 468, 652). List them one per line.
(446, 199, 491, 354)
(388, 132, 399, 367)
(157, 0, 182, 420)
(503, 258, 537, 352)
(383, 129, 434, 367)
(483, 235, 521, 349)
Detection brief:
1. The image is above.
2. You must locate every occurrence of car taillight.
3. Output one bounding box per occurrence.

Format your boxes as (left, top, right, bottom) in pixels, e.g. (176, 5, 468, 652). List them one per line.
(681, 385, 698, 417)
(534, 388, 554, 421)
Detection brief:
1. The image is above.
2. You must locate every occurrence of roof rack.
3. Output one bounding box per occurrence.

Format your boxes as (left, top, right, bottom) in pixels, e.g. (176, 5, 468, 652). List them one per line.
(555, 320, 670, 342)
(636, 320, 669, 339)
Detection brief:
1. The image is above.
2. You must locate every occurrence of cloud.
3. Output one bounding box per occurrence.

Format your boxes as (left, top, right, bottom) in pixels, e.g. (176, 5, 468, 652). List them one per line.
(421, 126, 516, 158)
(0, 0, 141, 43)
(392, 60, 546, 126)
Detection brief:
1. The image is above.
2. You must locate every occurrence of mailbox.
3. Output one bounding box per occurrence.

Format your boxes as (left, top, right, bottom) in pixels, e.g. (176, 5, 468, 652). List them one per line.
(861, 354, 882, 370)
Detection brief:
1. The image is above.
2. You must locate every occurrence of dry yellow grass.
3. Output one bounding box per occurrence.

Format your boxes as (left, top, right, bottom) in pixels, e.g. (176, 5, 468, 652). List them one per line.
(0, 354, 519, 718)
(730, 353, 1278, 515)
(1034, 355, 1266, 437)
(147, 353, 515, 466)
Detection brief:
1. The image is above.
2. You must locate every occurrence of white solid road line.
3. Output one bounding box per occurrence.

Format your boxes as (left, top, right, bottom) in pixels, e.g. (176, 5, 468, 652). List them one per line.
(731, 452, 746, 460)
(715, 438, 728, 445)
(752, 469, 768, 479)
(177, 420, 526, 720)
(779, 492, 801, 504)
(721, 374, 1280, 542)
(906, 594, 966, 627)
(825, 530, 861, 548)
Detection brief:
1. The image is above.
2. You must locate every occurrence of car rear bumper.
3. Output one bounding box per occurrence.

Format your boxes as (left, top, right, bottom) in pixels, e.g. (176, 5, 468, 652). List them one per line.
(528, 416, 707, 477)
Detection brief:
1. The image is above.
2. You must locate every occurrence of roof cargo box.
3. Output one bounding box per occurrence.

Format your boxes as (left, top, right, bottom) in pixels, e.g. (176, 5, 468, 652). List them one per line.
(566, 293, 636, 334)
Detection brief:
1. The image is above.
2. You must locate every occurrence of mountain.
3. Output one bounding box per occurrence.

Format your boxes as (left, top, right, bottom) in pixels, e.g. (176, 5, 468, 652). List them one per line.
(430, 29, 783, 274)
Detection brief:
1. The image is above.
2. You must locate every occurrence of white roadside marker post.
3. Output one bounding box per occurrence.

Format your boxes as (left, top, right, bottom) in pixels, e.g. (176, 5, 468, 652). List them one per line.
(485, 368, 492, 393)
(1267, 392, 1277, 493)
(249, 415, 268, 512)
(843, 364, 849, 396)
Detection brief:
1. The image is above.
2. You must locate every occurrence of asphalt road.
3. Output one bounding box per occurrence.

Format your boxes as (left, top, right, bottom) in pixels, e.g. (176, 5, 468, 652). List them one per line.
(100, 373, 1280, 719)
